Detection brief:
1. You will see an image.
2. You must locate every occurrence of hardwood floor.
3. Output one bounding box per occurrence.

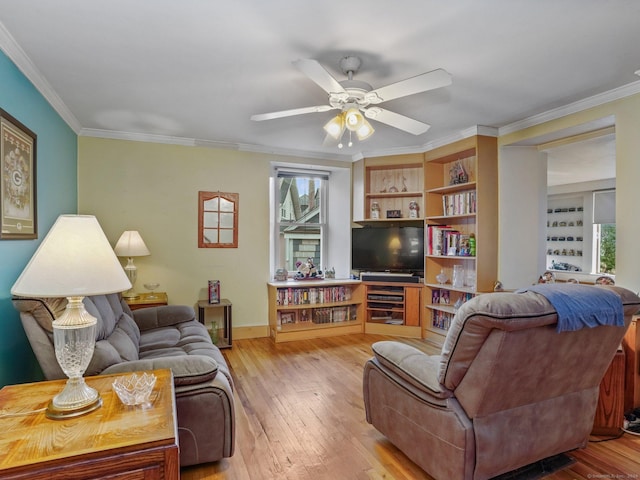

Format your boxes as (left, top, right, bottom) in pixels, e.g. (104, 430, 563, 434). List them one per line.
(181, 334, 640, 480)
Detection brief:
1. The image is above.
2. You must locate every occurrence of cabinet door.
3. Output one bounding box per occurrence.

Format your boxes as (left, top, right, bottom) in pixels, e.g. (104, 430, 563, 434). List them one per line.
(404, 287, 421, 326)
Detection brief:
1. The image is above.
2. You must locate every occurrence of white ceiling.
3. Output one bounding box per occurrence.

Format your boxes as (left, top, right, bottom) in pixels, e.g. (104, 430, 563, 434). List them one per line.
(545, 133, 616, 187)
(0, 0, 639, 171)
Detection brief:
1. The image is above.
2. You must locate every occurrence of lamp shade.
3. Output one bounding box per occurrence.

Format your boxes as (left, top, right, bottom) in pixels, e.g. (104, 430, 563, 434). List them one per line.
(356, 119, 375, 141)
(344, 107, 364, 131)
(11, 215, 132, 297)
(114, 230, 150, 257)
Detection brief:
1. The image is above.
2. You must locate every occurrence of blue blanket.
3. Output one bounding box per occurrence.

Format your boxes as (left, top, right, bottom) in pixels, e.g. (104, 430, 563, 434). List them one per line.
(517, 283, 623, 332)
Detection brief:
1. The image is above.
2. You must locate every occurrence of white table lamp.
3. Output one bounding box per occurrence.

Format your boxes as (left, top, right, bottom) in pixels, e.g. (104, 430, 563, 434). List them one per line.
(11, 215, 131, 419)
(114, 230, 150, 299)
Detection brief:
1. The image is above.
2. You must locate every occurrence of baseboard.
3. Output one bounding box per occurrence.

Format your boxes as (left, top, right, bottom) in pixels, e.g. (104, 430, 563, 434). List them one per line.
(233, 325, 270, 340)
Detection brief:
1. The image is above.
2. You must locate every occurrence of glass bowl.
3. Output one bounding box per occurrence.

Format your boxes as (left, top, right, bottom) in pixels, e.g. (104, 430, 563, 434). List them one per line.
(112, 372, 156, 406)
(143, 282, 160, 299)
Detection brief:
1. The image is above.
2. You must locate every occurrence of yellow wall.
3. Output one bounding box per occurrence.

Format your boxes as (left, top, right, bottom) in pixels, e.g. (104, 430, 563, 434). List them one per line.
(78, 137, 346, 338)
(79, 93, 640, 338)
(499, 92, 640, 292)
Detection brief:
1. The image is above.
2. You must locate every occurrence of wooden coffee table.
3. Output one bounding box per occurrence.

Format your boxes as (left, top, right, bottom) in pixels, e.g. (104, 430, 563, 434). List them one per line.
(0, 369, 179, 479)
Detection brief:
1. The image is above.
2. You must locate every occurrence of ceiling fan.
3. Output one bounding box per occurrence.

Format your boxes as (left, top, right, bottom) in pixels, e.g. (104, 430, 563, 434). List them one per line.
(251, 56, 452, 146)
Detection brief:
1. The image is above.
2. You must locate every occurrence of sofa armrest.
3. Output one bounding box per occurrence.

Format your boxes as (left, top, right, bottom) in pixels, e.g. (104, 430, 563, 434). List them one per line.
(133, 305, 197, 331)
(101, 354, 218, 386)
(371, 341, 452, 399)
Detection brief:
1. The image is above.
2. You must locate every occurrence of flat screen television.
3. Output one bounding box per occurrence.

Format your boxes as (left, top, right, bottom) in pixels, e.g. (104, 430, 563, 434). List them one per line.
(351, 226, 424, 275)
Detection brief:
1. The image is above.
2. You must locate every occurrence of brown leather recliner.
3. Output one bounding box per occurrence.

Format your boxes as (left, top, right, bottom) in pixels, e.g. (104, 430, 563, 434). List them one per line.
(363, 285, 640, 480)
(13, 294, 235, 467)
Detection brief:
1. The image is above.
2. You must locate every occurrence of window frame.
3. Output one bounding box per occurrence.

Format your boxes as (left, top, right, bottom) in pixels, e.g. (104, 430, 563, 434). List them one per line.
(273, 169, 328, 275)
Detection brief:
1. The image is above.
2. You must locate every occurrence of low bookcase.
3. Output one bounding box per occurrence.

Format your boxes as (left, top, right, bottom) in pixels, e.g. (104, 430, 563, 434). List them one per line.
(267, 279, 364, 343)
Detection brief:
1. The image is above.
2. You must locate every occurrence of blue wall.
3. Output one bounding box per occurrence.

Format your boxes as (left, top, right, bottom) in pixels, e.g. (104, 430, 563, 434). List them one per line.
(0, 51, 77, 387)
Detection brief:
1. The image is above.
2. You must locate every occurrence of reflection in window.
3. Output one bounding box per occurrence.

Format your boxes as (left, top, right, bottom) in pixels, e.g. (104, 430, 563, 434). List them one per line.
(199, 191, 238, 248)
(274, 171, 327, 273)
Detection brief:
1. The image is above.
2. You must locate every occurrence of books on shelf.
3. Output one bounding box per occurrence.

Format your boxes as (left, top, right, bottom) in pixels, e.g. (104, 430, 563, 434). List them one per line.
(275, 285, 352, 306)
(431, 289, 473, 305)
(441, 190, 476, 216)
(432, 310, 454, 330)
(276, 305, 357, 326)
(427, 226, 474, 257)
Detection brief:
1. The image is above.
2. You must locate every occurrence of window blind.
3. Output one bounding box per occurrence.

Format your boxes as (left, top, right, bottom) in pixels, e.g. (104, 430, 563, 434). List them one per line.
(593, 190, 615, 224)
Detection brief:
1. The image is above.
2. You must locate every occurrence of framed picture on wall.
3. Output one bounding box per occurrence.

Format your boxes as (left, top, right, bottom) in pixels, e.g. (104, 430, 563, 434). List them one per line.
(0, 108, 37, 239)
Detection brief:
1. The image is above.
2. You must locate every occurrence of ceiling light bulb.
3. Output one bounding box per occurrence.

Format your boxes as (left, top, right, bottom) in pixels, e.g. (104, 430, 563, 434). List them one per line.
(344, 108, 364, 131)
(356, 120, 374, 141)
(338, 142, 343, 149)
(323, 114, 345, 140)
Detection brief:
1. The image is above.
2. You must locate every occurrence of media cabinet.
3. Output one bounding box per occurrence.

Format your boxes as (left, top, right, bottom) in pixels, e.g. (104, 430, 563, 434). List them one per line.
(267, 277, 424, 342)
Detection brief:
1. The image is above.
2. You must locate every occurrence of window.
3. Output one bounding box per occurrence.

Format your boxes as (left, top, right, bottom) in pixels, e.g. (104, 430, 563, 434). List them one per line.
(274, 169, 327, 274)
(593, 190, 615, 274)
(595, 223, 616, 274)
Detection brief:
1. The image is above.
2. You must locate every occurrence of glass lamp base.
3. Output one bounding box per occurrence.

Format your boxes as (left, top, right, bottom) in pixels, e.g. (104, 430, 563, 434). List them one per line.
(45, 376, 102, 420)
(46, 395, 102, 419)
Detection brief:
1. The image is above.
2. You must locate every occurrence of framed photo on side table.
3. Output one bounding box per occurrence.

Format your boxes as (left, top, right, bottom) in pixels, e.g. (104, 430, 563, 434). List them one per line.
(0, 109, 37, 240)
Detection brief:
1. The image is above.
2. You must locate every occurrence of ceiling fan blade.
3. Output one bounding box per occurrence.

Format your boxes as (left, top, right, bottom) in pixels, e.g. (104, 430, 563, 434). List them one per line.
(293, 59, 347, 95)
(251, 105, 335, 121)
(365, 68, 452, 104)
(364, 107, 430, 135)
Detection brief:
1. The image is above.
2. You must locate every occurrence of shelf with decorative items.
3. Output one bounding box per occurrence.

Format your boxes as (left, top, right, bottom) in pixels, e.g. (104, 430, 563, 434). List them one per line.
(546, 197, 588, 272)
(267, 279, 364, 343)
(423, 135, 498, 346)
(356, 153, 424, 223)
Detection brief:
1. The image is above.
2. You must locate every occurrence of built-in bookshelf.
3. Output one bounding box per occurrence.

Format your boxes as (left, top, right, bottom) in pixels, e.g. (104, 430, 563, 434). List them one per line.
(423, 135, 498, 346)
(546, 196, 587, 273)
(354, 153, 424, 225)
(267, 279, 364, 343)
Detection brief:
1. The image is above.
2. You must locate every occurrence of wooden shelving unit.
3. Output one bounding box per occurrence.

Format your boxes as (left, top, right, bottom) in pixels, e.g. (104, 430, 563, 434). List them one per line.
(363, 281, 422, 338)
(359, 153, 424, 223)
(267, 279, 364, 343)
(546, 196, 587, 272)
(423, 135, 498, 346)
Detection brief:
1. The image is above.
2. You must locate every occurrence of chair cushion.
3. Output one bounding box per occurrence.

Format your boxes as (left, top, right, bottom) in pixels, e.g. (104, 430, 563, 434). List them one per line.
(372, 341, 449, 398)
(102, 354, 219, 386)
(138, 319, 233, 387)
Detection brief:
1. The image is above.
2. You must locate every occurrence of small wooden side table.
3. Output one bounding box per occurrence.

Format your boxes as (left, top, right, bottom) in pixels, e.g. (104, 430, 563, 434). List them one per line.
(125, 291, 168, 311)
(197, 298, 232, 349)
(0, 369, 179, 479)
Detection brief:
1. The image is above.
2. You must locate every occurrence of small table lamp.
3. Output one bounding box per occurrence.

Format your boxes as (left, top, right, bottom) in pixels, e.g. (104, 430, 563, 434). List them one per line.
(11, 215, 131, 419)
(114, 230, 150, 299)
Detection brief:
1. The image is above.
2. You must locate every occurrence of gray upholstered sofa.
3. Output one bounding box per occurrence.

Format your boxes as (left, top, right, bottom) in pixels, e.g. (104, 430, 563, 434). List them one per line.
(13, 293, 234, 467)
(363, 285, 640, 480)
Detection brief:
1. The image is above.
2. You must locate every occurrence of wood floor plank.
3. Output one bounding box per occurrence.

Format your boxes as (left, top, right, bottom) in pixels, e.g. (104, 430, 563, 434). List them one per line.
(181, 334, 640, 480)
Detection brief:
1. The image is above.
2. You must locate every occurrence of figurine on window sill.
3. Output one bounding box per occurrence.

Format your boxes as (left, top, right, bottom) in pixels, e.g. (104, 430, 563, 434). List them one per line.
(294, 257, 323, 280)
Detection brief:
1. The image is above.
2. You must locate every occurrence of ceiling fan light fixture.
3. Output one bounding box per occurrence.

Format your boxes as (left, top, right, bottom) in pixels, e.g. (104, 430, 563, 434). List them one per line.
(356, 119, 374, 141)
(323, 113, 345, 140)
(344, 107, 364, 131)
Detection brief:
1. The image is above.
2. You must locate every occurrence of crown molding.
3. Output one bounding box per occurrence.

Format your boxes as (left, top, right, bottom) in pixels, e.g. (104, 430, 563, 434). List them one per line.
(2, 14, 639, 160)
(360, 125, 499, 159)
(0, 21, 82, 132)
(82, 128, 353, 162)
(236, 140, 352, 161)
(81, 128, 197, 147)
(499, 80, 640, 136)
